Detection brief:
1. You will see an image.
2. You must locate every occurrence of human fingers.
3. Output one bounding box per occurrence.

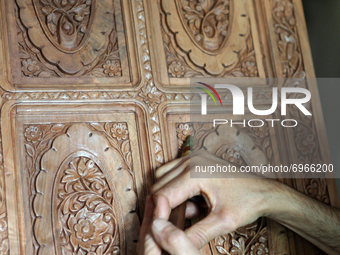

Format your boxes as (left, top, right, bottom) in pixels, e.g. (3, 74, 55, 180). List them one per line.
(185, 211, 236, 249)
(185, 200, 202, 219)
(151, 219, 201, 255)
(153, 159, 190, 192)
(155, 158, 185, 180)
(137, 195, 162, 255)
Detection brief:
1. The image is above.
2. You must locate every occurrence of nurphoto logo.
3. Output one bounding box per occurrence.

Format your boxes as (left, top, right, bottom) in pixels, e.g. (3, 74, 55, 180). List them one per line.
(195, 82, 312, 128)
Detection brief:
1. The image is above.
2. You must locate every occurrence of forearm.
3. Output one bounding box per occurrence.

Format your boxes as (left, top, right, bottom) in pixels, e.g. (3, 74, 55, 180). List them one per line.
(266, 181, 340, 254)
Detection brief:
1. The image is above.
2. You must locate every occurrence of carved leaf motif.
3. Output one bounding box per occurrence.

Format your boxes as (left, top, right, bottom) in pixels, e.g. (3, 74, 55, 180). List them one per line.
(122, 140, 130, 154)
(91, 123, 105, 132)
(51, 124, 64, 132)
(25, 144, 35, 158)
(216, 246, 228, 254)
(46, 12, 57, 34)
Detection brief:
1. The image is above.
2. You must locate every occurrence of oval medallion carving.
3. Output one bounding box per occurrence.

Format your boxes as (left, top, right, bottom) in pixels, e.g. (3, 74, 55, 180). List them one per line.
(17, 0, 115, 74)
(176, 0, 231, 52)
(54, 156, 120, 255)
(33, 0, 94, 52)
(162, 0, 251, 75)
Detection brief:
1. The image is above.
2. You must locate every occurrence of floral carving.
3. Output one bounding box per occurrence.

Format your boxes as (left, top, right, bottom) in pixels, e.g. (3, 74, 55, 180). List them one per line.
(24, 126, 43, 144)
(273, 0, 330, 208)
(295, 131, 316, 155)
(241, 59, 258, 77)
(58, 157, 119, 255)
(103, 60, 122, 77)
(15, 1, 123, 78)
(168, 61, 185, 78)
(111, 123, 128, 141)
(21, 59, 41, 77)
(221, 149, 245, 168)
(161, 0, 258, 78)
(37, 0, 92, 50)
(69, 208, 110, 250)
(176, 123, 192, 141)
(252, 124, 269, 139)
(213, 220, 267, 255)
(180, 0, 230, 51)
(162, 14, 258, 78)
(0, 215, 8, 255)
(22, 123, 136, 254)
(139, 83, 164, 107)
(273, 0, 304, 78)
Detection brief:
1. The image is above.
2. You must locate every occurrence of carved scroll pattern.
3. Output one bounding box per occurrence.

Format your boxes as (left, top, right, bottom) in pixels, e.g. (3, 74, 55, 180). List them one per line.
(161, 1, 258, 78)
(16, 1, 122, 78)
(24, 122, 136, 255)
(272, 0, 330, 204)
(36, 0, 93, 50)
(176, 123, 270, 254)
(179, 0, 231, 52)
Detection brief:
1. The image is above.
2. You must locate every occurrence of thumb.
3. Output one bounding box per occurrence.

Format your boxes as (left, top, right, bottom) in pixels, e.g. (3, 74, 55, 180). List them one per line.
(151, 219, 201, 255)
(185, 212, 234, 249)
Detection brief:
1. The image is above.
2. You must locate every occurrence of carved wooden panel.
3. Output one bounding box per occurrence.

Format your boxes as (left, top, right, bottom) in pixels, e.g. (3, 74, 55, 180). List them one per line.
(1, 0, 139, 90)
(0, 0, 339, 254)
(2, 102, 153, 255)
(147, 0, 269, 89)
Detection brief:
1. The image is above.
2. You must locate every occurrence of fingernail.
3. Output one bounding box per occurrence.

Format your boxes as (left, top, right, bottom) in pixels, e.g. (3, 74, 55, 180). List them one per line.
(152, 218, 168, 232)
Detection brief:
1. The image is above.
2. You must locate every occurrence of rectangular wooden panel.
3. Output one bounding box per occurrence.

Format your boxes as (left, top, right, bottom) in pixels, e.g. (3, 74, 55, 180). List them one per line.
(147, 0, 270, 89)
(1, 0, 139, 90)
(1, 101, 152, 255)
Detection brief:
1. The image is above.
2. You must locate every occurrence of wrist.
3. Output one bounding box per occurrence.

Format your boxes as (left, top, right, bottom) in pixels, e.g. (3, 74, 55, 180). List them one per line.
(259, 180, 297, 221)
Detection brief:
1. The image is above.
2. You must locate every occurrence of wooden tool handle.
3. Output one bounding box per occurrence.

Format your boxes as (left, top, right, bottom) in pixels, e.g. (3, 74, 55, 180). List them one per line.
(162, 136, 192, 255)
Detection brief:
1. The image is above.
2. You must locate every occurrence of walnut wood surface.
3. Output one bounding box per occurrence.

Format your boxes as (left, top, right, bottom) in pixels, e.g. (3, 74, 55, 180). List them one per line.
(0, 0, 338, 255)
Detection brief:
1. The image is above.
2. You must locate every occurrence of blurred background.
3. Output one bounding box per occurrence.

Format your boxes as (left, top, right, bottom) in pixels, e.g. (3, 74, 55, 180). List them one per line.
(302, 0, 340, 197)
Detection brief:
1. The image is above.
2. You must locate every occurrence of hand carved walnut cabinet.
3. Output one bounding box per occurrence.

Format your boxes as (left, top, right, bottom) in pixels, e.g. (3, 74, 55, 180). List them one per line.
(0, 0, 338, 255)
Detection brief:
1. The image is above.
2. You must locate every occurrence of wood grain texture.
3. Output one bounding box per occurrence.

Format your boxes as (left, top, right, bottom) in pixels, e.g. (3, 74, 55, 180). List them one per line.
(0, 0, 337, 254)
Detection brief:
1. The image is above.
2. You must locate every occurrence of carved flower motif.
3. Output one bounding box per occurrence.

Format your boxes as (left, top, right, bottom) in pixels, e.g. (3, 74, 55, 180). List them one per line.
(169, 61, 185, 78)
(111, 123, 128, 141)
(250, 242, 268, 255)
(295, 131, 316, 155)
(24, 126, 43, 144)
(139, 83, 163, 106)
(68, 207, 109, 251)
(222, 149, 243, 167)
(241, 60, 258, 77)
(103, 60, 122, 77)
(62, 158, 107, 192)
(22, 59, 40, 77)
(253, 124, 269, 138)
(274, 1, 296, 27)
(177, 124, 191, 141)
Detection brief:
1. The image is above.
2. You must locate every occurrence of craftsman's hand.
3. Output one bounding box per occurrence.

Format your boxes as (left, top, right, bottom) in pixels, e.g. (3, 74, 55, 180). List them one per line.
(151, 218, 201, 255)
(151, 150, 280, 249)
(151, 150, 340, 255)
(137, 195, 201, 255)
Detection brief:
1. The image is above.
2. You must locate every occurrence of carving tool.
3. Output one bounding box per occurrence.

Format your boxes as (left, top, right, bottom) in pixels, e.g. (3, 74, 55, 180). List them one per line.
(163, 135, 192, 255)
